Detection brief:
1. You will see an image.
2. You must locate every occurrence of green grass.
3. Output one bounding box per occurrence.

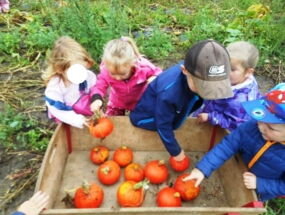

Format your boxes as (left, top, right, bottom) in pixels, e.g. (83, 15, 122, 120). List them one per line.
(0, 0, 284, 214)
(1, 0, 283, 68)
(0, 106, 51, 152)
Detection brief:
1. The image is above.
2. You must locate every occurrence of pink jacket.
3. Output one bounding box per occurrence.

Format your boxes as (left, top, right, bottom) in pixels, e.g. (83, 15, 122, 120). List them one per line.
(90, 57, 162, 110)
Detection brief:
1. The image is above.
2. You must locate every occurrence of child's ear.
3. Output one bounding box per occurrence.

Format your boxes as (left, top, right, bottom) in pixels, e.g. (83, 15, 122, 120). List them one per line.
(245, 68, 254, 78)
(180, 65, 189, 76)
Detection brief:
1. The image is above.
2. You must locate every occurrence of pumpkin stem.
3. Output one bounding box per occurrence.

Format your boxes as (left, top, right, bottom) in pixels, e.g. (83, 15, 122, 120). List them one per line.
(134, 179, 150, 190)
(91, 110, 102, 124)
(82, 181, 90, 194)
(174, 192, 180, 198)
(133, 181, 143, 190)
(101, 167, 110, 175)
(158, 160, 165, 166)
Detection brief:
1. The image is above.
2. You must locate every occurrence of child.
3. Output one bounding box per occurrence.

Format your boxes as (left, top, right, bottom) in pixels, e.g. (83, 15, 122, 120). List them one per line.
(184, 83, 285, 201)
(0, 0, 9, 13)
(193, 41, 261, 131)
(90, 36, 162, 116)
(130, 39, 233, 170)
(43, 36, 97, 128)
(11, 191, 49, 215)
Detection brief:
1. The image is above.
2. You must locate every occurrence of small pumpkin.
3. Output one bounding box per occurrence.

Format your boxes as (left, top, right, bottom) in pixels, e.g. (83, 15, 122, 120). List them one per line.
(89, 117, 113, 138)
(90, 146, 109, 165)
(144, 160, 168, 184)
(117, 180, 146, 207)
(174, 173, 200, 201)
(124, 163, 144, 182)
(74, 183, 104, 208)
(156, 187, 181, 207)
(113, 146, 133, 167)
(169, 156, 190, 172)
(98, 160, 121, 185)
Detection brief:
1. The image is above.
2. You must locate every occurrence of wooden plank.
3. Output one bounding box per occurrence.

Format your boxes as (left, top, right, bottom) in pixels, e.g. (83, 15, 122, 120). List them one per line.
(36, 117, 266, 214)
(52, 151, 227, 209)
(218, 155, 258, 207)
(42, 207, 266, 215)
(71, 117, 227, 152)
(35, 124, 68, 208)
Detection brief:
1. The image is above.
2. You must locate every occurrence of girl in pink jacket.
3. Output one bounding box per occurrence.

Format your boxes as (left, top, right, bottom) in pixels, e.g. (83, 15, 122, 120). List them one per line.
(90, 36, 162, 116)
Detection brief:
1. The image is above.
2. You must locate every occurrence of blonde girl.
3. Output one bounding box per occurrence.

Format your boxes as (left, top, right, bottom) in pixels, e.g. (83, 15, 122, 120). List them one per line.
(43, 36, 97, 128)
(90, 36, 162, 116)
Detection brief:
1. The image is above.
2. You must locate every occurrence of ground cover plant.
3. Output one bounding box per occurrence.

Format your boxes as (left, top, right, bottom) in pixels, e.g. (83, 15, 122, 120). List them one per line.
(0, 0, 284, 214)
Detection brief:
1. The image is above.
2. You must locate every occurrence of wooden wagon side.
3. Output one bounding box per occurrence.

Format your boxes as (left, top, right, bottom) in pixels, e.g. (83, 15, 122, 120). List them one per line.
(36, 117, 266, 215)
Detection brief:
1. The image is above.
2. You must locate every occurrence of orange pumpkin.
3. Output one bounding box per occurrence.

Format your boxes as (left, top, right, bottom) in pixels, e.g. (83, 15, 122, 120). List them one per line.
(156, 187, 181, 207)
(89, 118, 113, 138)
(74, 183, 104, 208)
(124, 163, 144, 182)
(98, 160, 121, 185)
(117, 180, 145, 207)
(144, 160, 168, 184)
(174, 173, 200, 201)
(90, 146, 109, 165)
(113, 146, 133, 167)
(169, 156, 190, 172)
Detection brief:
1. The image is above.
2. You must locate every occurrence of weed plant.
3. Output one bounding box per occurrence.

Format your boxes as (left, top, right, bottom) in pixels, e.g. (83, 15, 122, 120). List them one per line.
(0, 106, 51, 152)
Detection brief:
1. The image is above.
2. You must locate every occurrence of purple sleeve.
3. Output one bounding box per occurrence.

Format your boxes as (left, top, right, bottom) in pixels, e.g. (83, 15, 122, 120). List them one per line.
(207, 88, 257, 131)
(207, 100, 248, 131)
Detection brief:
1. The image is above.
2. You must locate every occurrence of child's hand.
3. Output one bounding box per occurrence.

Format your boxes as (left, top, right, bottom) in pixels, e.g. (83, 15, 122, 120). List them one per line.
(147, 76, 156, 84)
(83, 117, 90, 127)
(197, 113, 209, 123)
(243, 172, 257, 189)
(182, 168, 205, 187)
(172, 150, 185, 161)
(90, 100, 103, 112)
(18, 191, 49, 215)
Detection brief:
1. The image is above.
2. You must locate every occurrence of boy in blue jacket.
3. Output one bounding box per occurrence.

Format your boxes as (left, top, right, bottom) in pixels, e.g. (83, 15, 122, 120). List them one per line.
(130, 39, 233, 170)
(184, 83, 285, 201)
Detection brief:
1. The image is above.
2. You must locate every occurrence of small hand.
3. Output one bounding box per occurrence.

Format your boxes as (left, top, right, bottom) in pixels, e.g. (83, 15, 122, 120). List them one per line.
(90, 100, 103, 112)
(18, 191, 49, 215)
(147, 76, 156, 84)
(173, 150, 185, 161)
(243, 172, 257, 189)
(83, 117, 90, 127)
(197, 113, 209, 123)
(182, 168, 205, 187)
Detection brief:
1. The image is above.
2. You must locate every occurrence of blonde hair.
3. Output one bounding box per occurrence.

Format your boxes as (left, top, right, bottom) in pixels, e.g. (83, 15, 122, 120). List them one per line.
(226, 41, 259, 69)
(102, 36, 141, 67)
(42, 36, 94, 84)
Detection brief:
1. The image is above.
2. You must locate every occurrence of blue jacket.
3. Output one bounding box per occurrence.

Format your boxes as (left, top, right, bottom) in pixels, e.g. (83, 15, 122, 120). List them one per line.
(130, 63, 203, 156)
(196, 120, 285, 201)
(11, 212, 25, 215)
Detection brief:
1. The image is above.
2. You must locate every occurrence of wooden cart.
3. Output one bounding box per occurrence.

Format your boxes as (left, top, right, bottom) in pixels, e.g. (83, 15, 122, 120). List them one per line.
(36, 117, 266, 215)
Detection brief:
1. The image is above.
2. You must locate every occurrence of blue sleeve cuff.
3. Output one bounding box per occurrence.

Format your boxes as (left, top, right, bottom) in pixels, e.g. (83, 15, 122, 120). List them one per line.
(11, 212, 25, 215)
(196, 161, 213, 178)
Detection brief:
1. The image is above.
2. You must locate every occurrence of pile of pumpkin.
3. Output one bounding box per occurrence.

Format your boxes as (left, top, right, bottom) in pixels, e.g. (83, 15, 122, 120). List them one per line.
(73, 145, 200, 208)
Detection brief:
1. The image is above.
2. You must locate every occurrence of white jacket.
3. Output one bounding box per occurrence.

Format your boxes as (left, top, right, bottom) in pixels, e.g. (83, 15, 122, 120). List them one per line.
(45, 70, 96, 128)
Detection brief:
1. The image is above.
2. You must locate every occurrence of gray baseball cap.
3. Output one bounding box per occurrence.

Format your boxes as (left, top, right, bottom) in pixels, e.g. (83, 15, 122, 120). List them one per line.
(184, 39, 233, 100)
